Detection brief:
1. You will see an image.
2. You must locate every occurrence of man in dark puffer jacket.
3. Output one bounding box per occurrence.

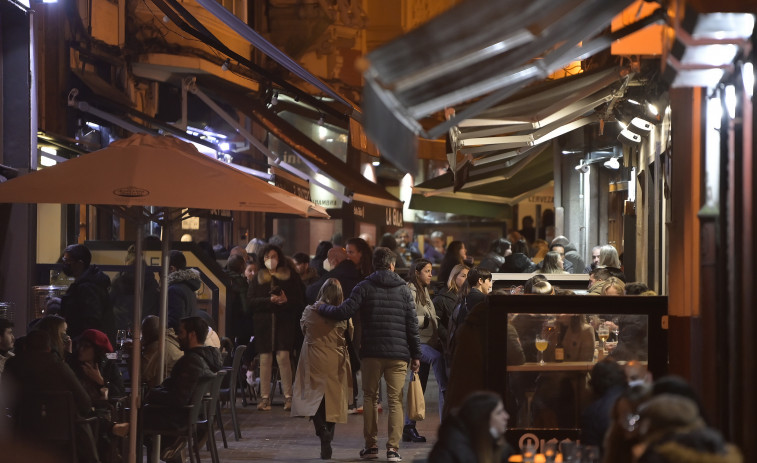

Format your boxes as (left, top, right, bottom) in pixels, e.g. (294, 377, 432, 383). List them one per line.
(317, 247, 421, 462)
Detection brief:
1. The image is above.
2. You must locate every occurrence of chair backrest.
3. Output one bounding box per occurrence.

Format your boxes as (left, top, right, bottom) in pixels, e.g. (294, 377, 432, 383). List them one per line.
(204, 370, 227, 421)
(187, 376, 214, 426)
(16, 390, 76, 442)
(229, 344, 246, 390)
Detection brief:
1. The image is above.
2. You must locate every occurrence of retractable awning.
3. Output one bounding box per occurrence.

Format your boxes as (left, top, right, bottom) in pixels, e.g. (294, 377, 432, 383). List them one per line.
(360, 0, 663, 174)
(410, 144, 554, 219)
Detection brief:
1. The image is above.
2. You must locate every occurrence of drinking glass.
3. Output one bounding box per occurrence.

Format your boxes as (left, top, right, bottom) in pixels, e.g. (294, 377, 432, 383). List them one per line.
(543, 441, 558, 463)
(116, 329, 127, 350)
(535, 335, 548, 365)
(611, 316, 620, 340)
(521, 441, 537, 463)
(597, 323, 610, 354)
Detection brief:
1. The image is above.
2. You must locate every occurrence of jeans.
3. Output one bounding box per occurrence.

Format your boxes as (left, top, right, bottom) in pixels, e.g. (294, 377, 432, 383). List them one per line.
(405, 344, 447, 425)
(361, 357, 408, 450)
(259, 350, 293, 399)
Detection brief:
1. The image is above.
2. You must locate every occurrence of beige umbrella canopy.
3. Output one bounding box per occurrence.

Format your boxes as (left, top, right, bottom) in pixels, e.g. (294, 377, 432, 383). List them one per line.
(0, 133, 328, 462)
(0, 133, 328, 218)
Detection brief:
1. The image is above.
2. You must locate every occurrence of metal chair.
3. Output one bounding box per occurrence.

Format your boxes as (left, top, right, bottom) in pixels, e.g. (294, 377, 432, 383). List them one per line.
(201, 370, 227, 463)
(142, 375, 214, 463)
(16, 390, 98, 463)
(219, 344, 246, 440)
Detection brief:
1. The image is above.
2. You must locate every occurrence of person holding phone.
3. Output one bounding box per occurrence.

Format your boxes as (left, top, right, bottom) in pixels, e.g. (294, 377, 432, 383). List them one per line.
(247, 244, 305, 411)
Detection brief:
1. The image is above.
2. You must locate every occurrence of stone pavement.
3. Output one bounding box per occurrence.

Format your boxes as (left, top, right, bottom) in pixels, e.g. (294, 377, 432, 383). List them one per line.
(198, 373, 439, 462)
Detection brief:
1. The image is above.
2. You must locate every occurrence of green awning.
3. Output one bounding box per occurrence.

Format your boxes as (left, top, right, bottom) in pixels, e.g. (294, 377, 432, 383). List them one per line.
(410, 144, 553, 218)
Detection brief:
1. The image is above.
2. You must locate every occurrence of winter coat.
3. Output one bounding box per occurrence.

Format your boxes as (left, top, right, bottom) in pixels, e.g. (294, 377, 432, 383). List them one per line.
(68, 356, 126, 401)
(478, 252, 506, 273)
(428, 415, 514, 463)
(142, 328, 184, 388)
(110, 262, 160, 330)
(638, 428, 742, 463)
(247, 265, 305, 353)
(410, 283, 441, 350)
(61, 265, 117, 346)
(225, 269, 252, 345)
(299, 266, 320, 287)
(146, 345, 222, 407)
(166, 268, 202, 331)
(290, 305, 352, 423)
(432, 286, 458, 346)
(501, 253, 537, 273)
(318, 269, 421, 362)
(3, 350, 93, 417)
(305, 259, 362, 305)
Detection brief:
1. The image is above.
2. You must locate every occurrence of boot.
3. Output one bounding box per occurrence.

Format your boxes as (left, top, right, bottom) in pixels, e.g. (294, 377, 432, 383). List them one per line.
(319, 425, 333, 459)
(402, 424, 426, 443)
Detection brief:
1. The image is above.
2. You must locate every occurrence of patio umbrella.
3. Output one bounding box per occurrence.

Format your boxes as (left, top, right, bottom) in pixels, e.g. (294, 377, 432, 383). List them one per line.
(0, 133, 329, 462)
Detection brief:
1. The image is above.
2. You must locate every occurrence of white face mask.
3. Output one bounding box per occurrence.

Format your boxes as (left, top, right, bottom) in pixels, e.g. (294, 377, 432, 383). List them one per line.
(264, 258, 277, 271)
(322, 259, 333, 272)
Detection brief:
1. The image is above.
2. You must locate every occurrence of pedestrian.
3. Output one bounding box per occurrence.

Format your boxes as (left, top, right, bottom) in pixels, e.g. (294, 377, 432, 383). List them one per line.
(291, 278, 353, 460)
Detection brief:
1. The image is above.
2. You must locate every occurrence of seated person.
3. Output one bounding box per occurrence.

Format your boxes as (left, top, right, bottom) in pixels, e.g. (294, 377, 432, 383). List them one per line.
(68, 329, 125, 401)
(141, 315, 183, 388)
(3, 330, 99, 462)
(143, 316, 223, 462)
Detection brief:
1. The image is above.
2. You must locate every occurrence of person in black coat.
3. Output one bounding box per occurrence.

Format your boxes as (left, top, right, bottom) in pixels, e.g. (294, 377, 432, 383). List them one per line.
(478, 238, 511, 273)
(68, 329, 125, 401)
(305, 247, 362, 304)
(55, 244, 117, 347)
(247, 244, 305, 411)
(429, 391, 515, 463)
(110, 244, 160, 330)
(166, 250, 202, 331)
(580, 359, 628, 451)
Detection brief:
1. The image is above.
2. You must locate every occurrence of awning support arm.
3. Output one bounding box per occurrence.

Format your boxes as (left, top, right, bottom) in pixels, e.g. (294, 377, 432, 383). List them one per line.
(184, 77, 351, 203)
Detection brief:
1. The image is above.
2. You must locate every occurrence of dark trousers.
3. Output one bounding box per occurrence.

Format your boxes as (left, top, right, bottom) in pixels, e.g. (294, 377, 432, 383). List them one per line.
(312, 398, 335, 440)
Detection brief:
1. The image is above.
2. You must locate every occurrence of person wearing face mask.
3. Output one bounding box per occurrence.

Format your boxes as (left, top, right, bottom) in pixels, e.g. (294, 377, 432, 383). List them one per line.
(429, 391, 514, 463)
(247, 244, 306, 412)
(51, 244, 117, 347)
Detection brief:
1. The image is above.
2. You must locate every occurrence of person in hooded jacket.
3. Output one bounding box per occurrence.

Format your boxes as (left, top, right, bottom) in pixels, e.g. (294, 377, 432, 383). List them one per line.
(429, 391, 515, 463)
(478, 239, 511, 273)
(55, 244, 117, 347)
(500, 240, 537, 273)
(166, 250, 201, 331)
(247, 244, 306, 412)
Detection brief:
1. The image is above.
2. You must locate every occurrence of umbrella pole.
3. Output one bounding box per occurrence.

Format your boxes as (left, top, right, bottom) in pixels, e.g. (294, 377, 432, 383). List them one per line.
(128, 224, 145, 463)
(152, 213, 172, 463)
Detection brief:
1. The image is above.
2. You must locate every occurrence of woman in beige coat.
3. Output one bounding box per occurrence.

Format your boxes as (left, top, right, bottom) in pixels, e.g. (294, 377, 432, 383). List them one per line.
(291, 278, 353, 460)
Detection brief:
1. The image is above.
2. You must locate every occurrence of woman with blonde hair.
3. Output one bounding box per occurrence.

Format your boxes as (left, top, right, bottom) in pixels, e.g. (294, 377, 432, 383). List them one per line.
(433, 264, 470, 342)
(531, 239, 550, 264)
(601, 277, 626, 296)
(291, 278, 352, 460)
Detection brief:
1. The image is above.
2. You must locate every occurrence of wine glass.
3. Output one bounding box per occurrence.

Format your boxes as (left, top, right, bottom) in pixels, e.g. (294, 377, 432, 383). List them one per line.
(597, 323, 610, 354)
(116, 329, 127, 350)
(535, 335, 548, 365)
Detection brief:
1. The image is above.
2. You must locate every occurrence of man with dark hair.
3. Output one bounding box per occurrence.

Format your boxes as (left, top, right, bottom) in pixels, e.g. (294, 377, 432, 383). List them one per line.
(55, 243, 117, 346)
(167, 250, 201, 331)
(0, 318, 14, 375)
(292, 251, 319, 286)
(225, 253, 251, 346)
(581, 360, 628, 450)
(144, 315, 222, 461)
(317, 247, 421, 462)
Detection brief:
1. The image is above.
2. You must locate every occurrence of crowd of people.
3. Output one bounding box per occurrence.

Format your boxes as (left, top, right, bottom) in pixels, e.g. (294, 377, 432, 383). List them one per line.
(0, 225, 743, 463)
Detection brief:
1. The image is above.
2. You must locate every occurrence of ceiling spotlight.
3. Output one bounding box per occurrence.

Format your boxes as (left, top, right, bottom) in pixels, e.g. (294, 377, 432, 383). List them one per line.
(604, 157, 620, 169)
(575, 162, 589, 173)
(221, 59, 231, 72)
(630, 117, 654, 133)
(618, 128, 642, 146)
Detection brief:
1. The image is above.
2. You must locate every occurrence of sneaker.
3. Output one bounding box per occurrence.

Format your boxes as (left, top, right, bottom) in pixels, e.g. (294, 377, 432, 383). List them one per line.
(246, 370, 254, 387)
(283, 397, 292, 411)
(356, 406, 364, 414)
(257, 397, 271, 411)
(378, 403, 383, 413)
(359, 447, 379, 459)
(387, 448, 402, 462)
(348, 404, 359, 414)
(160, 437, 187, 461)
